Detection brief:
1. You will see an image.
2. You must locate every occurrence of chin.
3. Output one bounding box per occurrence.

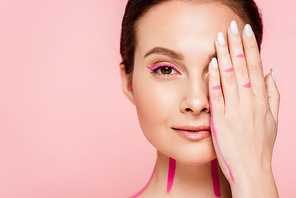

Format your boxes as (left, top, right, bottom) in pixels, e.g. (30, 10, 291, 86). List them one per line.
(175, 149, 216, 166)
(175, 153, 217, 166)
(157, 137, 217, 166)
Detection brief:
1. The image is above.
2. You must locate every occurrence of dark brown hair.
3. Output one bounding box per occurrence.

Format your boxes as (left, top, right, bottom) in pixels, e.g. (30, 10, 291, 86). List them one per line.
(120, 0, 263, 76)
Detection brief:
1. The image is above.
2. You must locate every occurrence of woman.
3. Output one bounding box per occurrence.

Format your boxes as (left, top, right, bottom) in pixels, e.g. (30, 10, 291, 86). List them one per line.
(119, 0, 280, 197)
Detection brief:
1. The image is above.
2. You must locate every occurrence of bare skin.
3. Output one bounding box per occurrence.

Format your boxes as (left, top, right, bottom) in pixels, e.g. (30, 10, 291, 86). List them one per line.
(120, 1, 279, 197)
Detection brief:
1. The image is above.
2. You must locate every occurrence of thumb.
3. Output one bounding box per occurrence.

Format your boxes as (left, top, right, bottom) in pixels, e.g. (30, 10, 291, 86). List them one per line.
(265, 69, 280, 127)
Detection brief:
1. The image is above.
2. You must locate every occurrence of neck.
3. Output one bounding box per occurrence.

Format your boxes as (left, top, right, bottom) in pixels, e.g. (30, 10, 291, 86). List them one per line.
(138, 150, 232, 198)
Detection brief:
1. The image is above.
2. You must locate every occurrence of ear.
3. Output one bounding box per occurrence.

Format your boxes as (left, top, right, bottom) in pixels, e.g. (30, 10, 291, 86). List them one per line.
(120, 63, 135, 105)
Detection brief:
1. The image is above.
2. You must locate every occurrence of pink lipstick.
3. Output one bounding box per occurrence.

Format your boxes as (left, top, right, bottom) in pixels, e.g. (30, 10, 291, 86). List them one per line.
(172, 125, 211, 140)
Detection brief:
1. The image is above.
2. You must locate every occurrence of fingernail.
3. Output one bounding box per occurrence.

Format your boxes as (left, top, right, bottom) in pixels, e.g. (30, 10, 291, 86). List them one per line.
(244, 24, 253, 38)
(270, 68, 276, 84)
(211, 57, 218, 70)
(230, 20, 239, 36)
(217, 32, 225, 46)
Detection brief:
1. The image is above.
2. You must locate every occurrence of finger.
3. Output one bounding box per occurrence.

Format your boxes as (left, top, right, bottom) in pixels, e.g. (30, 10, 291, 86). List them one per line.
(243, 24, 268, 103)
(228, 20, 253, 103)
(215, 32, 239, 107)
(209, 57, 224, 117)
(265, 69, 280, 126)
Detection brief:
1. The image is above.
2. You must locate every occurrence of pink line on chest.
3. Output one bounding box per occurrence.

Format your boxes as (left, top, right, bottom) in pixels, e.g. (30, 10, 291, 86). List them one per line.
(236, 54, 245, 58)
(223, 68, 233, 72)
(211, 158, 221, 197)
(242, 82, 251, 88)
(167, 157, 176, 194)
(210, 98, 235, 184)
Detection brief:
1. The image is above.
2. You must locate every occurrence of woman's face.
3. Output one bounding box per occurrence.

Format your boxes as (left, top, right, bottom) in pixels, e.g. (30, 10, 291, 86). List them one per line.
(123, 1, 245, 165)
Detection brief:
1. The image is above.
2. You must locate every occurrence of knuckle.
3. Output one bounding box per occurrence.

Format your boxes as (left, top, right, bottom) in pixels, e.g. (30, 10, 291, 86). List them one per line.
(212, 75, 220, 83)
(232, 39, 243, 48)
(245, 42, 258, 51)
(218, 48, 229, 58)
(212, 90, 223, 102)
(224, 73, 236, 85)
(236, 64, 248, 76)
(251, 63, 263, 76)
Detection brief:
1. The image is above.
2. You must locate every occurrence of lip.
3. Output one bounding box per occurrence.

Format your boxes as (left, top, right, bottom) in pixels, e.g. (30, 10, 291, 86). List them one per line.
(172, 125, 211, 141)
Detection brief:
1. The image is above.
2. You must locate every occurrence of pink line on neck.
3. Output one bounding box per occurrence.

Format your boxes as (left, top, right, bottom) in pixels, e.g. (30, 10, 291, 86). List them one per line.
(167, 157, 176, 194)
(223, 68, 233, 72)
(236, 54, 245, 58)
(210, 97, 235, 183)
(211, 158, 221, 197)
(129, 163, 156, 198)
(242, 82, 251, 88)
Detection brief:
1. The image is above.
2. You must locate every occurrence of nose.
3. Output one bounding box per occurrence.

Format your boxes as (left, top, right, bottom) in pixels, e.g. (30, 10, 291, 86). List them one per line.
(180, 78, 210, 116)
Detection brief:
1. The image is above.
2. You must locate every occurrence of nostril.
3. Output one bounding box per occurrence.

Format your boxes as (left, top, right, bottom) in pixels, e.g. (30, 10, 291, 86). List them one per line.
(185, 108, 192, 112)
(185, 107, 208, 113)
(202, 107, 207, 112)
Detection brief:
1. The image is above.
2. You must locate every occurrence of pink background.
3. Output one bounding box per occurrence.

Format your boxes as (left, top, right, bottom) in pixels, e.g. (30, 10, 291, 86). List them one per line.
(0, 0, 295, 197)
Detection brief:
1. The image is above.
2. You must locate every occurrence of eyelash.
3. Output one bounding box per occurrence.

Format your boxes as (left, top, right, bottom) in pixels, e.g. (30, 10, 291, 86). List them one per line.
(147, 63, 181, 77)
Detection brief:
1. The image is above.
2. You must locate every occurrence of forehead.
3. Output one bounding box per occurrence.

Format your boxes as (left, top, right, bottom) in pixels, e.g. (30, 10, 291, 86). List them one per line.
(135, 1, 244, 58)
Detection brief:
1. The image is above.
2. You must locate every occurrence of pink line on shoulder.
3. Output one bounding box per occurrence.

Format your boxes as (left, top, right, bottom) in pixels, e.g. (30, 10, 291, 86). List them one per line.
(129, 163, 156, 198)
(242, 82, 251, 88)
(210, 98, 235, 184)
(236, 54, 245, 58)
(223, 68, 233, 72)
(212, 85, 221, 90)
(211, 158, 221, 197)
(167, 157, 176, 194)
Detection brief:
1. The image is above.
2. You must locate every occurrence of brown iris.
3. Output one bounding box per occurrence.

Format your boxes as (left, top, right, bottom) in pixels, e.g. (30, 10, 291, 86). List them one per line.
(160, 66, 172, 74)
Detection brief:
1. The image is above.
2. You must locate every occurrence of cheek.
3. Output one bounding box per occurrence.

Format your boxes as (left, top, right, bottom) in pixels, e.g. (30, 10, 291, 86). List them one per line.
(132, 76, 180, 136)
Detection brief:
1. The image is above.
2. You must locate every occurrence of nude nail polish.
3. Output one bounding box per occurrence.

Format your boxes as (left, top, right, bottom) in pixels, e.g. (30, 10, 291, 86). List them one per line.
(270, 68, 276, 84)
(217, 32, 225, 46)
(211, 57, 218, 70)
(244, 24, 253, 38)
(230, 20, 239, 36)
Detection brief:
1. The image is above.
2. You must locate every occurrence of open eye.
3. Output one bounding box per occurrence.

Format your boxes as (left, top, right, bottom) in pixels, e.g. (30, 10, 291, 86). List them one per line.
(147, 64, 181, 76)
(157, 65, 176, 74)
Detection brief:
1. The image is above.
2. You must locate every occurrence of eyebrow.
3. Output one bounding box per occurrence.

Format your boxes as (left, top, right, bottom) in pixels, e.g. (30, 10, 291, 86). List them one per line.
(144, 47, 184, 60)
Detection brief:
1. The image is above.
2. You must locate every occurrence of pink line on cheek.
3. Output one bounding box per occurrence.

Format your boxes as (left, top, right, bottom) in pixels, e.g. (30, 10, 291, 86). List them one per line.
(211, 158, 221, 197)
(167, 157, 176, 194)
(129, 163, 156, 198)
(242, 82, 251, 88)
(236, 54, 245, 58)
(223, 68, 233, 72)
(210, 97, 235, 184)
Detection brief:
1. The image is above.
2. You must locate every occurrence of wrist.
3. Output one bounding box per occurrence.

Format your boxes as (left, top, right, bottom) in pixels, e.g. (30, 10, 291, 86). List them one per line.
(230, 168, 279, 198)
